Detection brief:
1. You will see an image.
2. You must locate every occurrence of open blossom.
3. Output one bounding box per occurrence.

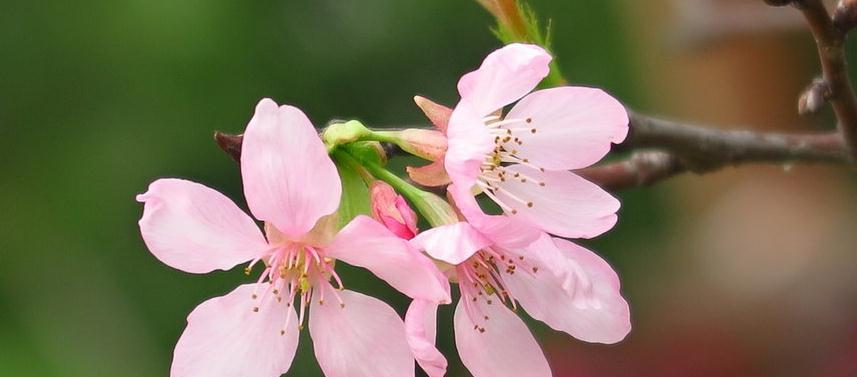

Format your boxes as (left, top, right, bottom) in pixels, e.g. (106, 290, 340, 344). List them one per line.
(137, 98, 449, 377)
(406, 184, 631, 377)
(415, 43, 629, 238)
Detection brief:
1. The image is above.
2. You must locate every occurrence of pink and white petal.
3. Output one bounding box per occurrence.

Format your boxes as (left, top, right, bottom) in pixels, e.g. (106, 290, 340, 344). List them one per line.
(444, 104, 495, 189)
(405, 300, 447, 377)
(457, 43, 553, 116)
(241, 98, 341, 238)
(502, 235, 631, 344)
(326, 216, 451, 303)
(495, 165, 619, 239)
(406, 160, 452, 187)
(171, 284, 298, 377)
(410, 221, 492, 265)
(137, 178, 268, 274)
(454, 300, 552, 377)
(309, 286, 415, 377)
(506, 87, 629, 170)
(448, 184, 542, 249)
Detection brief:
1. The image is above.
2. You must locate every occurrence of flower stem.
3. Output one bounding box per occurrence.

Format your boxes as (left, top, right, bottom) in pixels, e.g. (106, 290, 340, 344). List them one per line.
(336, 146, 457, 227)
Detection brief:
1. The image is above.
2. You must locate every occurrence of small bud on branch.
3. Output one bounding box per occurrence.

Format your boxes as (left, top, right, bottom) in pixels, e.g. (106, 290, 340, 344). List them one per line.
(798, 77, 831, 115)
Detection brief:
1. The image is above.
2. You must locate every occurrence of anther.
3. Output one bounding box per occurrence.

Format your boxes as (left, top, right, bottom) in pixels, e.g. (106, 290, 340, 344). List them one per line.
(252, 307, 259, 312)
(251, 294, 258, 299)
(530, 128, 536, 133)
(527, 202, 533, 208)
(280, 330, 286, 335)
(526, 118, 532, 123)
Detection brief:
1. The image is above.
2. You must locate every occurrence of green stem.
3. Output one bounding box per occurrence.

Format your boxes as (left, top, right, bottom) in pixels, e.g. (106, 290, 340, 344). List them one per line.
(337, 146, 457, 227)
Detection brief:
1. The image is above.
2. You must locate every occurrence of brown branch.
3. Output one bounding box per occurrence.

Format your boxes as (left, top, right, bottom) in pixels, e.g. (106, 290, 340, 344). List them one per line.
(624, 112, 847, 165)
(796, 0, 857, 158)
(575, 152, 687, 191)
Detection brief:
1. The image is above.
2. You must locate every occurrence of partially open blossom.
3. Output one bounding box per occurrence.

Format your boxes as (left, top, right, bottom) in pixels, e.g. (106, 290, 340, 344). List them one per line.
(370, 181, 419, 240)
(406, 184, 631, 377)
(442, 43, 629, 239)
(137, 98, 450, 377)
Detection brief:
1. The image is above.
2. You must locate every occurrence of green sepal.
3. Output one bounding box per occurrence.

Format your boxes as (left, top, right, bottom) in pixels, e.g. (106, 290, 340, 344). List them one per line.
(332, 155, 372, 230)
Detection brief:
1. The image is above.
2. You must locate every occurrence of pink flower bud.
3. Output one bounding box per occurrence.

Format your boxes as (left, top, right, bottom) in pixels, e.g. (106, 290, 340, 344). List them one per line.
(370, 181, 419, 239)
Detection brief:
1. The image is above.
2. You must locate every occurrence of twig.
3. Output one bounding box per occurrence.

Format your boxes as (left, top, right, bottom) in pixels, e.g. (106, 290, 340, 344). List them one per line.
(624, 112, 847, 167)
(575, 152, 687, 191)
(796, 0, 857, 158)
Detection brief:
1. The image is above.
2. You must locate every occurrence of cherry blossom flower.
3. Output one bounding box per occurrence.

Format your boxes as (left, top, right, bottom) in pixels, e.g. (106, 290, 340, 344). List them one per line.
(137, 98, 450, 377)
(406, 184, 631, 377)
(435, 43, 629, 238)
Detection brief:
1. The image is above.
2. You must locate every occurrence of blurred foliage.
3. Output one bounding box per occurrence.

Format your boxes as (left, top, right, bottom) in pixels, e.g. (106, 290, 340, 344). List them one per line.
(0, 1, 656, 376)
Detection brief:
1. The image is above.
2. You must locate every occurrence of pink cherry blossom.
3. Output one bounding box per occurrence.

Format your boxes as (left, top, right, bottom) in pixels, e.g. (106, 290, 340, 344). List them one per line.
(137, 98, 450, 377)
(443, 43, 629, 239)
(407, 184, 631, 377)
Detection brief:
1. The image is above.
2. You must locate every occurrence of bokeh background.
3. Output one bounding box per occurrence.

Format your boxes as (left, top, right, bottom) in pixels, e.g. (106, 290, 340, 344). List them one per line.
(2, 0, 856, 376)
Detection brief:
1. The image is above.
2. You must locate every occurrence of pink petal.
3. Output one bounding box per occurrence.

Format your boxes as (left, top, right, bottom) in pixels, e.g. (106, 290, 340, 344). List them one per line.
(405, 300, 447, 377)
(241, 98, 341, 238)
(506, 87, 629, 170)
(309, 285, 415, 377)
(171, 284, 299, 377)
(406, 160, 452, 187)
(444, 104, 494, 190)
(457, 43, 552, 116)
(326, 216, 451, 303)
(137, 179, 268, 274)
(448, 184, 541, 249)
(454, 299, 552, 377)
(502, 235, 631, 344)
(410, 221, 492, 265)
(495, 165, 619, 238)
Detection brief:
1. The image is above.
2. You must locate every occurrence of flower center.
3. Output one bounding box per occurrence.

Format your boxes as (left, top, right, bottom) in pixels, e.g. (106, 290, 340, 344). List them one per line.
(244, 242, 345, 335)
(456, 246, 539, 332)
(476, 115, 546, 214)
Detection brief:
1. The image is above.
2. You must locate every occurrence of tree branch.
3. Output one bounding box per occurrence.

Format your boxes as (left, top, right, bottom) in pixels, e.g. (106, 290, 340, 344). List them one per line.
(797, 0, 857, 158)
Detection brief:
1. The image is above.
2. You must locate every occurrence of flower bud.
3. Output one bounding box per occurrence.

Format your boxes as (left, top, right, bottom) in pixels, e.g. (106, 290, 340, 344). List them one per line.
(322, 120, 372, 151)
(834, 0, 857, 32)
(798, 78, 830, 115)
(370, 181, 419, 239)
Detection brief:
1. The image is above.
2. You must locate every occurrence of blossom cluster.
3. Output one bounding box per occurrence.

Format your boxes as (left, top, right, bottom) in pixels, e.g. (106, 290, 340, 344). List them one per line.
(137, 43, 631, 377)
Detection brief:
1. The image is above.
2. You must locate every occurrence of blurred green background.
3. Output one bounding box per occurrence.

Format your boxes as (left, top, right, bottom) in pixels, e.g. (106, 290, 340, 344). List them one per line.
(2, 1, 855, 376)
